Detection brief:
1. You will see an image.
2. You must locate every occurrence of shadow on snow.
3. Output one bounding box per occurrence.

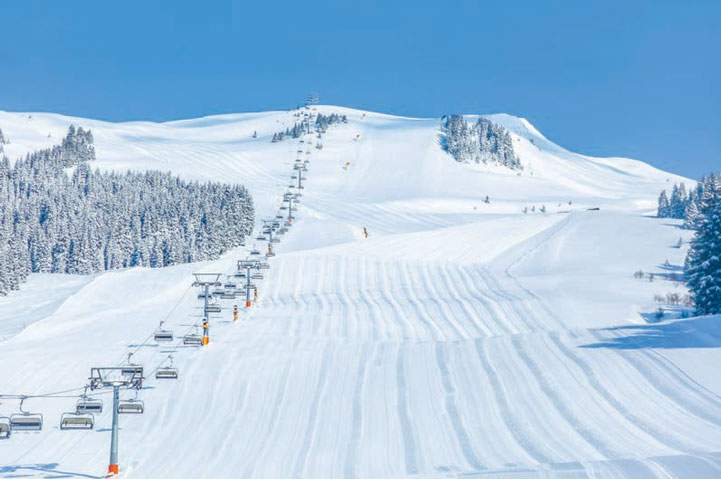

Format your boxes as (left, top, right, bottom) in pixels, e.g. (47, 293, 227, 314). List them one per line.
(581, 315, 721, 350)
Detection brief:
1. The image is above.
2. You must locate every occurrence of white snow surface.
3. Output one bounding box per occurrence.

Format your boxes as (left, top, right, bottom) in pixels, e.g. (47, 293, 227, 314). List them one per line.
(1, 106, 720, 478)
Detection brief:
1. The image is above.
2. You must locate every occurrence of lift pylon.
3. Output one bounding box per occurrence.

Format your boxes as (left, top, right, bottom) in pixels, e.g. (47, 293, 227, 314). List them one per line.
(192, 273, 222, 346)
(88, 367, 145, 476)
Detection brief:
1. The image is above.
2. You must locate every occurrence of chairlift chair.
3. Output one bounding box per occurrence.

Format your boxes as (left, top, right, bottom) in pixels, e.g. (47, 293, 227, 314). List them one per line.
(117, 398, 144, 414)
(255, 234, 267, 241)
(221, 292, 236, 299)
(76, 394, 103, 414)
(183, 332, 203, 346)
(251, 273, 264, 280)
(0, 417, 10, 439)
(206, 303, 222, 313)
(121, 365, 143, 376)
(156, 356, 178, 380)
(10, 398, 43, 431)
(121, 353, 143, 377)
(60, 412, 94, 430)
(154, 321, 174, 343)
(250, 248, 261, 256)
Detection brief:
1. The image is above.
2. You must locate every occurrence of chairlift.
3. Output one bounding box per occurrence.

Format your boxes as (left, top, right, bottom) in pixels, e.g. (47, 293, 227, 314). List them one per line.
(121, 353, 143, 377)
(156, 356, 179, 380)
(60, 412, 94, 430)
(117, 398, 144, 415)
(250, 248, 261, 256)
(206, 303, 222, 313)
(255, 235, 267, 241)
(154, 321, 174, 343)
(197, 292, 212, 300)
(76, 390, 103, 414)
(251, 273, 264, 280)
(183, 332, 203, 346)
(259, 262, 270, 270)
(10, 398, 43, 431)
(212, 287, 225, 296)
(224, 281, 237, 289)
(221, 292, 236, 299)
(265, 251, 275, 258)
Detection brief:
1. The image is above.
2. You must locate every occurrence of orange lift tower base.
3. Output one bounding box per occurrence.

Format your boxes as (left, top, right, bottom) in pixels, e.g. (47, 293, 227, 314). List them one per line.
(202, 319, 210, 345)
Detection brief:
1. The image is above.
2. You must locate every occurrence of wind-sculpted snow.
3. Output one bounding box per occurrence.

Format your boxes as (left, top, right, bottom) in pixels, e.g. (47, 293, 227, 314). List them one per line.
(0, 106, 720, 477)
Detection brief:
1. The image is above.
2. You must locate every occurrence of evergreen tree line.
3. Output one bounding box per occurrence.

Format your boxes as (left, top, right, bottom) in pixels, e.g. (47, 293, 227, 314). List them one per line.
(271, 113, 347, 142)
(684, 172, 721, 314)
(0, 126, 254, 295)
(441, 115, 522, 170)
(657, 174, 721, 229)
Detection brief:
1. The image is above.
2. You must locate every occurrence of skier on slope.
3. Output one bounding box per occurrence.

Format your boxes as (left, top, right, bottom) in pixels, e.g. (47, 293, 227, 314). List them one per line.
(363, 226, 368, 239)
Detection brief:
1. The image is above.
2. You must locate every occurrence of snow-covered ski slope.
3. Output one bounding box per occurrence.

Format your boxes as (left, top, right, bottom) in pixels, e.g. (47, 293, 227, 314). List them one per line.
(1, 106, 721, 478)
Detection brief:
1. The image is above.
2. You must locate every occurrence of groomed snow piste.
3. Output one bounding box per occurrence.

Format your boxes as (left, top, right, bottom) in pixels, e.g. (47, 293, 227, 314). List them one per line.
(1, 106, 720, 478)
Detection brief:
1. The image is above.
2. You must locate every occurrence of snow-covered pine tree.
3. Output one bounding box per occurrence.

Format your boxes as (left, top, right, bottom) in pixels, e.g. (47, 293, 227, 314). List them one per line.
(657, 190, 671, 217)
(685, 199, 721, 314)
(441, 115, 522, 170)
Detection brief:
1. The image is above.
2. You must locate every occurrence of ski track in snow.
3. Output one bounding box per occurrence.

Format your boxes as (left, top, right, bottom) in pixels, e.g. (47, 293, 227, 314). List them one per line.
(0, 106, 720, 478)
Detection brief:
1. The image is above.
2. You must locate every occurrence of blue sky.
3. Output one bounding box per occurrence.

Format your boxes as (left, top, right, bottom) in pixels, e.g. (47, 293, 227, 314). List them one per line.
(0, 0, 718, 178)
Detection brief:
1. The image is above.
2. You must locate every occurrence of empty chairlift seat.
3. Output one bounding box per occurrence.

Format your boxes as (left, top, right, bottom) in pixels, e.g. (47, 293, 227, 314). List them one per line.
(153, 321, 173, 342)
(121, 365, 143, 377)
(60, 412, 94, 430)
(251, 273, 264, 280)
(156, 356, 179, 380)
(206, 303, 222, 313)
(10, 412, 43, 431)
(156, 367, 179, 380)
(183, 332, 203, 346)
(117, 399, 144, 414)
(76, 396, 103, 414)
